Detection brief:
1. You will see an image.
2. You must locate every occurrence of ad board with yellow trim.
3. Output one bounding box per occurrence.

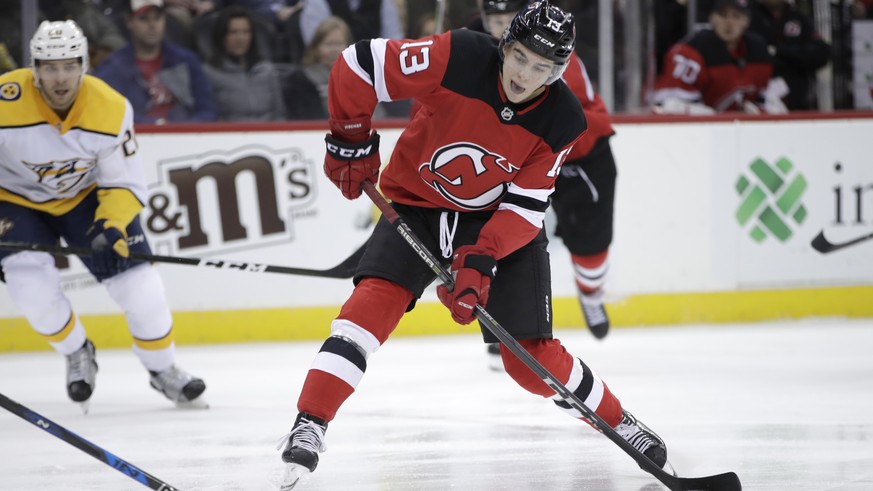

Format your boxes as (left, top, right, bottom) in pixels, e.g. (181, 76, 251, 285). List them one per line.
(1, 116, 872, 352)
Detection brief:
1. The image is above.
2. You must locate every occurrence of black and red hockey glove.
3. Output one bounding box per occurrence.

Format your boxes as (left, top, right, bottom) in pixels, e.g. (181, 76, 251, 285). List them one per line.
(437, 245, 497, 325)
(324, 117, 381, 200)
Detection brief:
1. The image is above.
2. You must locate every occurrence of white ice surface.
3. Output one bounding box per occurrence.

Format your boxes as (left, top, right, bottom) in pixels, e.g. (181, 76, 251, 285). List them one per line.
(2, 318, 872, 490)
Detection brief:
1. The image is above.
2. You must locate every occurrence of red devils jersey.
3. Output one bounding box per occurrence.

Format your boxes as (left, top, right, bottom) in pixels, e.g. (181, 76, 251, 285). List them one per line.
(329, 29, 586, 258)
(654, 29, 773, 112)
(560, 55, 614, 159)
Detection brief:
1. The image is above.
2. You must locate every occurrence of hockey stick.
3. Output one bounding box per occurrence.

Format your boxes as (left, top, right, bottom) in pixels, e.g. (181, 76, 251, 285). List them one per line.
(0, 240, 364, 279)
(361, 180, 741, 491)
(0, 392, 179, 490)
(810, 230, 873, 254)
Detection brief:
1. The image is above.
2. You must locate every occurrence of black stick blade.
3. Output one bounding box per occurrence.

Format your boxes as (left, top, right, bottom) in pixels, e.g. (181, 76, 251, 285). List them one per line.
(671, 471, 742, 490)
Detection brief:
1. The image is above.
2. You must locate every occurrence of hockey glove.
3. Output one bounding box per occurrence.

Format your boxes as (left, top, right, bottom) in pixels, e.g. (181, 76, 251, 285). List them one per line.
(324, 117, 381, 200)
(86, 219, 129, 275)
(437, 246, 497, 325)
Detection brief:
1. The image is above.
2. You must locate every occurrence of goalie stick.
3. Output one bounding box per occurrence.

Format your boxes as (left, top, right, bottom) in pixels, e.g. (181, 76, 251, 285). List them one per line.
(0, 392, 179, 490)
(361, 180, 741, 491)
(0, 240, 365, 279)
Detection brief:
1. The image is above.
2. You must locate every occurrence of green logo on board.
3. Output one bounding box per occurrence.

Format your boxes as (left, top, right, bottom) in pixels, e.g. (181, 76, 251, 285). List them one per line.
(735, 157, 807, 243)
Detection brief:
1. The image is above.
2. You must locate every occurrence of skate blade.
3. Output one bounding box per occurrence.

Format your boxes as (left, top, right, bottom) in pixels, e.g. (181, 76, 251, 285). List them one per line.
(278, 463, 311, 490)
(175, 397, 209, 410)
(78, 400, 91, 415)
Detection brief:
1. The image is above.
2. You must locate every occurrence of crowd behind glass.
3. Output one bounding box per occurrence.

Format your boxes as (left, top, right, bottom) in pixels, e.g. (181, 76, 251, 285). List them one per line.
(2, 0, 871, 122)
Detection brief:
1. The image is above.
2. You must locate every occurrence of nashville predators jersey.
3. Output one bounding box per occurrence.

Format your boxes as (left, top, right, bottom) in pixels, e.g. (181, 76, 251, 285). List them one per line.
(0, 68, 146, 225)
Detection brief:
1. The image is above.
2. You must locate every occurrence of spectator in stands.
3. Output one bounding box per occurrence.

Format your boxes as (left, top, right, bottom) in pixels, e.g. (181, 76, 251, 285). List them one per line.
(204, 6, 286, 121)
(748, 0, 831, 110)
(218, 0, 305, 63)
(95, 0, 217, 123)
(283, 16, 351, 120)
(652, 0, 787, 114)
(299, 0, 404, 46)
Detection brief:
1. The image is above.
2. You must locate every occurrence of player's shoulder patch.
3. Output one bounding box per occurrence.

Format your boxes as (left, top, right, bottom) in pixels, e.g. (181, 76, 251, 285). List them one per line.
(0, 81, 21, 101)
(0, 69, 44, 128)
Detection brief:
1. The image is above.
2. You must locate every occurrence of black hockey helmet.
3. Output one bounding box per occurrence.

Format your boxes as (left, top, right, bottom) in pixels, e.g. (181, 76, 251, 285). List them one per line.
(498, 1, 576, 84)
(483, 0, 529, 15)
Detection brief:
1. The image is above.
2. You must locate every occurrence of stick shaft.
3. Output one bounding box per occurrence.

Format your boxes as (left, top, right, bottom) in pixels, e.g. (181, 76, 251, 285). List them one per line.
(0, 393, 179, 490)
(0, 240, 363, 279)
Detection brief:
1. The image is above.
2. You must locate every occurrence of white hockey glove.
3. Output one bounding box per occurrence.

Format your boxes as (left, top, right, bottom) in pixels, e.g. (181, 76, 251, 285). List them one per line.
(763, 77, 790, 114)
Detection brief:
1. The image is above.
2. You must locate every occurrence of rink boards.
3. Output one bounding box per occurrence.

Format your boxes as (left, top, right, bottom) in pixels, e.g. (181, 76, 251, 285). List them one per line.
(2, 114, 872, 351)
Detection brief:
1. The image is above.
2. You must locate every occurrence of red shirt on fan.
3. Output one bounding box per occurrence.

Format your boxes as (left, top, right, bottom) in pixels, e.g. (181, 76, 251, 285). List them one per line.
(653, 29, 774, 112)
(330, 29, 586, 259)
(135, 54, 174, 122)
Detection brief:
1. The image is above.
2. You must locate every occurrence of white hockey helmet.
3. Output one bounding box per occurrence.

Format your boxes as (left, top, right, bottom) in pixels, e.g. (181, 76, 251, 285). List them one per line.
(30, 20, 89, 86)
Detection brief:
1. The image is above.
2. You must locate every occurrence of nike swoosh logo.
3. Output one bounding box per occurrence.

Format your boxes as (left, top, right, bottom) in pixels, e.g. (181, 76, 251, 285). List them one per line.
(810, 230, 873, 254)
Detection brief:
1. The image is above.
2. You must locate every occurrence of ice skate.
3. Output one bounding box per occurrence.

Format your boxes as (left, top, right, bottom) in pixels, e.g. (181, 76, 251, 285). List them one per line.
(66, 339, 98, 414)
(579, 289, 609, 339)
(149, 365, 207, 408)
(615, 409, 669, 470)
(486, 343, 504, 371)
(277, 413, 328, 490)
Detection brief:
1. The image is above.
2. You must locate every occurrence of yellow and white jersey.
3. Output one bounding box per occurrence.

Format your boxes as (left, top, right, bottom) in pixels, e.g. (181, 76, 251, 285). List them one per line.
(0, 69, 146, 223)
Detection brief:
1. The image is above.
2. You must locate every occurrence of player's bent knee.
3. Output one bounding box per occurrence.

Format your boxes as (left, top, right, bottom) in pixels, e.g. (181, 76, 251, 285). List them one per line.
(330, 319, 381, 357)
(104, 264, 172, 328)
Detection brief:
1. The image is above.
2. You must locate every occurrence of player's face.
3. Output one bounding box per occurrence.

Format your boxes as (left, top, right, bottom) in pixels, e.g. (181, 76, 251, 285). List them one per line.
(484, 12, 515, 38)
(224, 17, 252, 58)
(710, 8, 749, 46)
(35, 59, 83, 112)
(500, 43, 554, 103)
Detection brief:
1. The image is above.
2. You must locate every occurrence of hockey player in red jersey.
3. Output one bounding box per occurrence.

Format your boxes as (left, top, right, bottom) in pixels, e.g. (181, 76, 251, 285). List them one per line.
(475, 0, 617, 353)
(277, 3, 669, 488)
(653, 0, 789, 114)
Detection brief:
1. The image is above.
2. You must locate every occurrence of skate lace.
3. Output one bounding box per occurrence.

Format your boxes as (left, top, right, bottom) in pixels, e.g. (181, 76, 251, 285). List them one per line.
(276, 419, 327, 454)
(581, 300, 607, 326)
(66, 343, 94, 382)
(615, 415, 659, 454)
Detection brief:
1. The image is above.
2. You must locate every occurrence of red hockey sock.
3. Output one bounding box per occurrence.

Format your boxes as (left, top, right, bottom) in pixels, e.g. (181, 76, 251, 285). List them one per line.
(595, 383, 622, 428)
(297, 277, 413, 421)
(502, 339, 573, 397)
(571, 250, 609, 294)
(297, 369, 354, 422)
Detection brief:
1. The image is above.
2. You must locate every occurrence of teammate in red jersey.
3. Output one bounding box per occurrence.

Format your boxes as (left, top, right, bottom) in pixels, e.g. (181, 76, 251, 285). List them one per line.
(276, 3, 669, 488)
(475, 0, 617, 354)
(653, 0, 788, 115)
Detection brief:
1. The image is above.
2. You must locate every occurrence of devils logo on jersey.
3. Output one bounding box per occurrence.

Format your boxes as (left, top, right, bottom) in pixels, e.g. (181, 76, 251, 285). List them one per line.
(418, 142, 519, 210)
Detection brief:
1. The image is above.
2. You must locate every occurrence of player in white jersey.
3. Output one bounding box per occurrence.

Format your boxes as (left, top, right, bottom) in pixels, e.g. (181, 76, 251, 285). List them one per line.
(0, 20, 206, 412)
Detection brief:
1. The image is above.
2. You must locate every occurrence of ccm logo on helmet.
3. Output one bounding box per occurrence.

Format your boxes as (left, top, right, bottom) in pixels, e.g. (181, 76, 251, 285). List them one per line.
(534, 34, 556, 47)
